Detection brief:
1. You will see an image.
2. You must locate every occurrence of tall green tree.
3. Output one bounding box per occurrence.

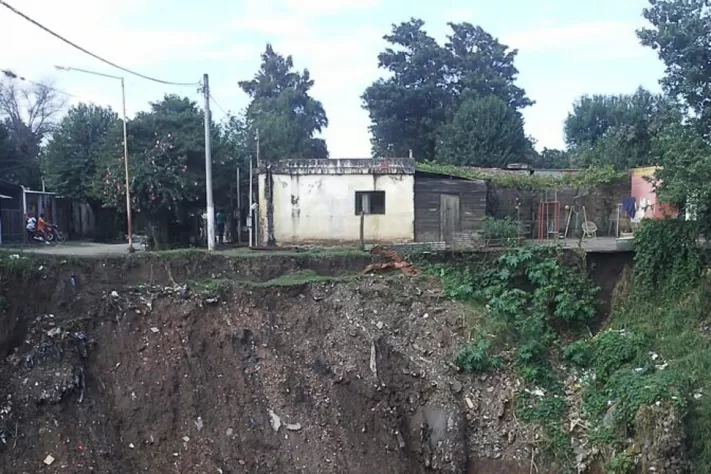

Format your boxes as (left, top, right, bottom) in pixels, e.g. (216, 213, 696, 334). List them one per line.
(239, 44, 328, 161)
(564, 88, 681, 170)
(435, 95, 532, 167)
(636, 0, 711, 241)
(42, 104, 123, 240)
(362, 18, 532, 161)
(102, 95, 222, 248)
(638, 0, 711, 133)
(42, 104, 122, 202)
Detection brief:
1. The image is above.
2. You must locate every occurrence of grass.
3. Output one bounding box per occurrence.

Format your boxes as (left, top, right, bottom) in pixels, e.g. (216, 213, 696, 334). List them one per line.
(146, 246, 369, 260)
(605, 286, 711, 473)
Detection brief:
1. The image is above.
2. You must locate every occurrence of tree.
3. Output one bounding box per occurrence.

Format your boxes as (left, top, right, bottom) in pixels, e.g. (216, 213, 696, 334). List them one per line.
(42, 104, 122, 201)
(435, 95, 532, 167)
(0, 74, 65, 187)
(362, 19, 452, 159)
(638, 0, 711, 134)
(42, 104, 123, 240)
(653, 122, 711, 233)
(564, 88, 681, 169)
(445, 23, 532, 111)
(362, 18, 532, 161)
(533, 148, 570, 169)
(102, 95, 221, 248)
(239, 44, 328, 161)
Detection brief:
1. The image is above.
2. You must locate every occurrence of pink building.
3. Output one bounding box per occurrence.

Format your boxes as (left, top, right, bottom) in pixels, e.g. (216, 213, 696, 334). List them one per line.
(630, 166, 677, 219)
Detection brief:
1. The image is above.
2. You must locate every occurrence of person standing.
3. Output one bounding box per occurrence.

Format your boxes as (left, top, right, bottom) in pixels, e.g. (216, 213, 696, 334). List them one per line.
(215, 210, 226, 244)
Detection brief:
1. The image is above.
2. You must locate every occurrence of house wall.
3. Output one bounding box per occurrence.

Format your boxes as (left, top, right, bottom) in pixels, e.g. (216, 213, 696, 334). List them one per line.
(257, 172, 414, 245)
(414, 176, 487, 249)
(631, 166, 677, 219)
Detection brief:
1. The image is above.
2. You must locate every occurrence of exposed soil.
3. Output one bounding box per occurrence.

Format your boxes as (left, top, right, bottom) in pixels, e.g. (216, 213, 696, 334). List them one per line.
(0, 252, 546, 473)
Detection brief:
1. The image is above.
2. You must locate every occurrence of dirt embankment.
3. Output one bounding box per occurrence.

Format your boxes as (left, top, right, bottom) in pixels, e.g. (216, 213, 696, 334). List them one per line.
(0, 252, 544, 474)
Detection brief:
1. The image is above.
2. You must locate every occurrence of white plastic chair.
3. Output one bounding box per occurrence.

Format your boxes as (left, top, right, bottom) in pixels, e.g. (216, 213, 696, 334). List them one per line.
(582, 221, 598, 239)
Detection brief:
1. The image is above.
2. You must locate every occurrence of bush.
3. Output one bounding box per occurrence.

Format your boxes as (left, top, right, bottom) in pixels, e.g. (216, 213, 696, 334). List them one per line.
(482, 217, 520, 246)
(455, 334, 502, 373)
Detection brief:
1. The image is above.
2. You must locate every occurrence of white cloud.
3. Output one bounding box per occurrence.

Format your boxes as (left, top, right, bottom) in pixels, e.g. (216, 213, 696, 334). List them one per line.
(504, 21, 644, 57)
(283, 0, 379, 15)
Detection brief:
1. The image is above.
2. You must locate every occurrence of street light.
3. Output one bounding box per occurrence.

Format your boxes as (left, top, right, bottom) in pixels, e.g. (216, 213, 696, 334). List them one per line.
(54, 65, 134, 252)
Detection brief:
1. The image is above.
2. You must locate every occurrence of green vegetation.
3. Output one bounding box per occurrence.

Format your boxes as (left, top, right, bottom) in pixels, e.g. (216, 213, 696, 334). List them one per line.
(481, 217, 520, 247)
(416, 161, 626, 190)
(428, 246, 599, 465)
(243, 269, 345, 287)
(428, 220, 711, 471)
(146, 246, 368, 260)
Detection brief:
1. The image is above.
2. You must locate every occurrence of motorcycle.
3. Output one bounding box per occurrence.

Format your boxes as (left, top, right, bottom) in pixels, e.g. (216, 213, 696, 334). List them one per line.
(44, 224, 66, 243)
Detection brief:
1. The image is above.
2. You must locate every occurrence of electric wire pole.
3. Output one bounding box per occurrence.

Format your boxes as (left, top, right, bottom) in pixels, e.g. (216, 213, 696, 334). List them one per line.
(201, 73, 215, 250)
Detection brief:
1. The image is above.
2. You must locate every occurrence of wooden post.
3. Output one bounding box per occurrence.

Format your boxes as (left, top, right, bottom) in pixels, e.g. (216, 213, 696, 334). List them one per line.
(359, 211, 365, 250)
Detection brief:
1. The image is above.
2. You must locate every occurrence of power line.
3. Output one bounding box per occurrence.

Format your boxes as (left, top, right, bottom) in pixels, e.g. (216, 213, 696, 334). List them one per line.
(209, 93, 229, 116)
(0, 0, 200, 87)
(1, 69, 81, 98)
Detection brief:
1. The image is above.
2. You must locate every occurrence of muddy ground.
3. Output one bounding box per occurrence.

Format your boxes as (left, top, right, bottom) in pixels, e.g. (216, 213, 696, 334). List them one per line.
(0, 251, 552, 473)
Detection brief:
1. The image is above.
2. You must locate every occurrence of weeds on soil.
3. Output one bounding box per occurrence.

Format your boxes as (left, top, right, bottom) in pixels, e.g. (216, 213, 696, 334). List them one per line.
(430, 220, 711, 473)
(427, 245, 600, 467)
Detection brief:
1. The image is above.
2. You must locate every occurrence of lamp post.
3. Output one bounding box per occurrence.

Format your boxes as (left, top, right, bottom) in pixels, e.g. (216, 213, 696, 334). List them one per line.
(54, 65, 134, 252)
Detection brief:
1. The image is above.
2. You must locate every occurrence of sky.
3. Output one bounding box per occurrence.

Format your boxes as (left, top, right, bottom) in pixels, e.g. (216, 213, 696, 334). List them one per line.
(0, 0, 666, 158)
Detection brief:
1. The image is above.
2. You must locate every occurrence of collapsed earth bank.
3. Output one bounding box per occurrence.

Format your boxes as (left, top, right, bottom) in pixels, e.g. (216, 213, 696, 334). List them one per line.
(0, 250, 641, 473)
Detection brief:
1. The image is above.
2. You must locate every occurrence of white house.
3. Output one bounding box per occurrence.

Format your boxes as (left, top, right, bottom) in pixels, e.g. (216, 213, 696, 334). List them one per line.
(256, 158, 415, 246)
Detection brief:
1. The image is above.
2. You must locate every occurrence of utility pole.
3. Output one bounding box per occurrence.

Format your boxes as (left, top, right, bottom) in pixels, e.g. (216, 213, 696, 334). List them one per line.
(202, 73, 215, 251)
(236, 166, 241, 243)
(55, 65, 134, 252)
(121, 78, 134, 252)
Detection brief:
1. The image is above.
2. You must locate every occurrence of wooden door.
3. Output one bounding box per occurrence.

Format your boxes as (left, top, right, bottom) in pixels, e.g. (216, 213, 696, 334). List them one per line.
(440, 194, 460, 244)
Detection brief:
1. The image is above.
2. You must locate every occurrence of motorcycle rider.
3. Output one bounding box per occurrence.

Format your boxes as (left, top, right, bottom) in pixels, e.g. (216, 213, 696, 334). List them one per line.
(26, 214, 37, 240)
(37, 213, 49, 239)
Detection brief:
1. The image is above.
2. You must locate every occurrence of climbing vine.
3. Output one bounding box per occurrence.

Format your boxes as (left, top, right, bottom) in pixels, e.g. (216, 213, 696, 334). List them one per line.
(632, 218, 702, 298)
(416, 161, 625, 190)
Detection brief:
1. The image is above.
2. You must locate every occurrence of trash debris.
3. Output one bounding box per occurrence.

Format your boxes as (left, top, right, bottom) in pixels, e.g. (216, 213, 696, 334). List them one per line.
(269, 410, 282, 432)
(46, 327, 61, 338)
(43, 455, 55, 466)
(369, 341, 378, 379)
(110, 290, 119, 298)
(376, 321, 384, 330)
(361, 247, 418, 276)
(129, 443, 135, 449)
(194, 417, 204, 432)
(75, 367, 85, 404)
(285, 423, 302, 431)
(182, 436, 190, 443)
(150, 327, 160, 334)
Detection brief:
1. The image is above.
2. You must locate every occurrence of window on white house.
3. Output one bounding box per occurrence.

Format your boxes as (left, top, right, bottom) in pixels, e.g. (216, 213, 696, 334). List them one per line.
(355, 191, 386, 215)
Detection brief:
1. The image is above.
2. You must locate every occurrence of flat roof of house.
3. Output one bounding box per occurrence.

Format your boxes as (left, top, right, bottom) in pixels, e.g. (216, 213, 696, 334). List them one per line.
(260, 158, 415, 175)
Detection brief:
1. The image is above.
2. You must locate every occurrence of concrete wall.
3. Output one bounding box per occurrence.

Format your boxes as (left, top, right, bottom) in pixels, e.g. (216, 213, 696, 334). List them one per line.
(258, 172, 414, 246)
